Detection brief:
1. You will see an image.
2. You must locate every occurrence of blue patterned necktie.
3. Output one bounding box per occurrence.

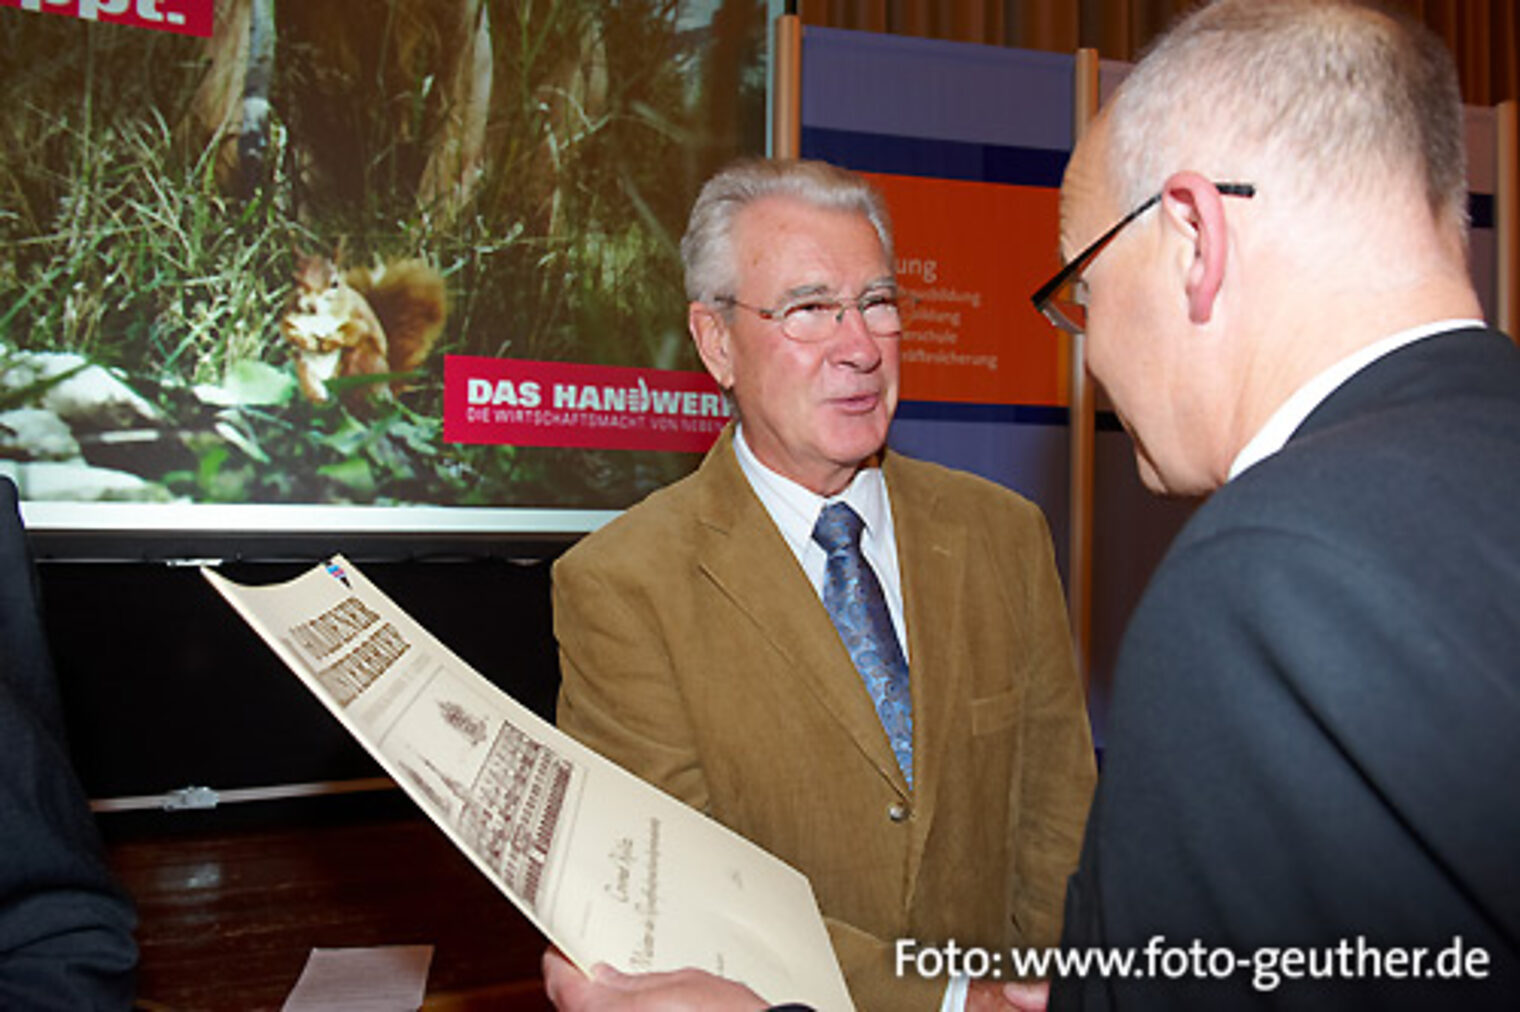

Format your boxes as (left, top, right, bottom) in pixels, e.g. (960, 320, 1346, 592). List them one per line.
(812, 502, 913, 786)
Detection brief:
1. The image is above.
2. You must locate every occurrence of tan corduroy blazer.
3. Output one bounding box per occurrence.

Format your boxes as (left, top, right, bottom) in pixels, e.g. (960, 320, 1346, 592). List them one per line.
(554, 428, 1095, 1010)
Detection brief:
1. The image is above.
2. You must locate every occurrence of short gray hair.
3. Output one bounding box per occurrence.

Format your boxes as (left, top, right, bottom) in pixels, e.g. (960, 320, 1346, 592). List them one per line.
(680, 158, 894, 303)
(1107, 0, 1467, 232)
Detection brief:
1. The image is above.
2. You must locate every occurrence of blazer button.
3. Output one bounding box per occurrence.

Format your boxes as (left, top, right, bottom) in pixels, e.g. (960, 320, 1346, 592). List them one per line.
(887, 801, 910, 823)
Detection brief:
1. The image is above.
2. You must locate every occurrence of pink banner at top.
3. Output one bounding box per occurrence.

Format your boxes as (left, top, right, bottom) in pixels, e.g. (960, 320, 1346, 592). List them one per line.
(2, 0, 212, 37)
(444, 355, 730, 454)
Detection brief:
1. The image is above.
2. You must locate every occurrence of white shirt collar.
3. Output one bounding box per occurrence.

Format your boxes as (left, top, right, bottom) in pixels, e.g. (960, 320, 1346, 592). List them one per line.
(731, 424, 908, 659)
(732, 424, 890, 555)
(1227, 319, 1483, 481)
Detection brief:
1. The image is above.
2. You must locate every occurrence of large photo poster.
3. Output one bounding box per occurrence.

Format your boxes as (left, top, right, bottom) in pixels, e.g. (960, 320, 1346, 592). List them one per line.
(0, 0, 767, 536)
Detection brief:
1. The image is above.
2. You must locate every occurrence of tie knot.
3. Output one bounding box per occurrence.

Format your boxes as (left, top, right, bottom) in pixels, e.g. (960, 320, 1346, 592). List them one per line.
(812, 502, 865, 554)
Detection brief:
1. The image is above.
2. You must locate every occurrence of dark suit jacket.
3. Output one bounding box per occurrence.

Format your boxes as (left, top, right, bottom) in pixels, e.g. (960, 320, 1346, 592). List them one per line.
(0, 477, 137, 1009)
(1054, 328, 1520, 1009)
(555, 428, 1095, 1010)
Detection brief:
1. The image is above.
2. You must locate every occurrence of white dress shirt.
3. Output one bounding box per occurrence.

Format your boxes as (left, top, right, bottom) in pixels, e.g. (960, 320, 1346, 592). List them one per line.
(732, 425, 908, 662)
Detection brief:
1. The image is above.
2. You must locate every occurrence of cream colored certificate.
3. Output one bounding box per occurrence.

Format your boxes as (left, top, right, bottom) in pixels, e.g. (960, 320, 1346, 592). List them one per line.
(204, 556, 853, 1012)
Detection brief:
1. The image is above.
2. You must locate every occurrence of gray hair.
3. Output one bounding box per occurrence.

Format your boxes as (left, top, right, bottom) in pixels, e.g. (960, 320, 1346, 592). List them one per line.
(1107, 0, 1467, 232)
(679, 158, 894, 303)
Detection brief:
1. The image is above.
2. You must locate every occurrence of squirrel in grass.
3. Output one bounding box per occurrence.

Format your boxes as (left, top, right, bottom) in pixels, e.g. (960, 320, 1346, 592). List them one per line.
(280, 252, 447, 409)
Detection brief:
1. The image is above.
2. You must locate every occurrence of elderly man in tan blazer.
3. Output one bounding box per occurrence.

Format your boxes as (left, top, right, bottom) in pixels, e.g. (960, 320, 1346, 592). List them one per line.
(552, 158, 1094, 1012)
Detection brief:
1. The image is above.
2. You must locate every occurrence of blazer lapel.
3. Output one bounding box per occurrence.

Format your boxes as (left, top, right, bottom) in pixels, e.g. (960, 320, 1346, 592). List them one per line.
(693, 430, 909, 791)
(887, 452, 969, 887)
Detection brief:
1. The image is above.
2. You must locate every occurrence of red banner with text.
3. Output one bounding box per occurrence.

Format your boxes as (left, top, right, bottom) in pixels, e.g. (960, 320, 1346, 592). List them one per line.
(444, 356, 729, 454)
(1, 0, 213, 37)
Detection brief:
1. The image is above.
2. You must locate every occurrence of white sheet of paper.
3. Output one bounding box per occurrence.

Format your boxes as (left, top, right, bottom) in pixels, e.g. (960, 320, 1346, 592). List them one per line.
(281, 945, 433, 1011)
(206, 556, 854, 1012)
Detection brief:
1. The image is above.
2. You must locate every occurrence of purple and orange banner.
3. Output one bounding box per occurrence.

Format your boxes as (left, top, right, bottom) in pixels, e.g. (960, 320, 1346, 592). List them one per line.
(870, 171, 1066, 408)
(444, 356, 729, 454)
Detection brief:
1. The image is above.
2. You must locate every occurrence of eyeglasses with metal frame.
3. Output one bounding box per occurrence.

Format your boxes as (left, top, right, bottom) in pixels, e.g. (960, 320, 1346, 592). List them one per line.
(1030, 182, 1256, 337)
(715, 287, 909, 343)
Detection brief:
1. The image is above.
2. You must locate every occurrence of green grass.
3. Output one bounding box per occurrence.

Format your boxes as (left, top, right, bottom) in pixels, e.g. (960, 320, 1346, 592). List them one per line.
(0, 2, 765, 508)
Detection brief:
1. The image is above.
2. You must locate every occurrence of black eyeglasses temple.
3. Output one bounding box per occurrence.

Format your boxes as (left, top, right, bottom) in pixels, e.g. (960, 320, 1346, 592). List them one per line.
(1031, 181, 1256, 311)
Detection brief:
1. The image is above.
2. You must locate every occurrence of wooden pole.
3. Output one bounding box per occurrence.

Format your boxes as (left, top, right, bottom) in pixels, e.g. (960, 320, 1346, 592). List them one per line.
(771, 12, 802, 159)
(1497, 100, 1518, 340)
(1068, 49, 1100, 695)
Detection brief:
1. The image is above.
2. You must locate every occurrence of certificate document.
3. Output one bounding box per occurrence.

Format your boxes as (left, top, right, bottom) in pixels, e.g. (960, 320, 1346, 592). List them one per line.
(205, 556, 854, 1012)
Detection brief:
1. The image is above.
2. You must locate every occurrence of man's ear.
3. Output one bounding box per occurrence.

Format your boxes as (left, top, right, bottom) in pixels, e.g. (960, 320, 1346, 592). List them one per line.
(689, 302, 735, 389)
(1159, 171, 1230, 325)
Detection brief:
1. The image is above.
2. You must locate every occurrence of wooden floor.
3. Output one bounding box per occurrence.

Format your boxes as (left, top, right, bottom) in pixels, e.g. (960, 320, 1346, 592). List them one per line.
(102, 793, 556, 1011)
